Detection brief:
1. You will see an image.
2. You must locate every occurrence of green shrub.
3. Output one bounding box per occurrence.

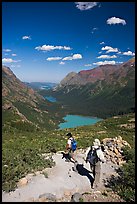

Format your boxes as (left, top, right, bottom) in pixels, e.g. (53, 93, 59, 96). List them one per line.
(107, 147, 135, 202)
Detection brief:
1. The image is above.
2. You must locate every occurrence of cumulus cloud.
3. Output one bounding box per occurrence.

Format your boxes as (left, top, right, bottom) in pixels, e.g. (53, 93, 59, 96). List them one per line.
(93, 60, 116, 66)
(122, 51, 135, 56)
(35, 45, 72, 51)
(46, 57, 62, 61)
(2, 58, 21, 63)
(100, 42, 105, 45)
(59, 61, 65, 65)
(101, 46, 118, 53)
(3, 49, 11, 52)
(75, 2, 98, 10)
(22, 36, 31, 40)
(84, 64, 92, 67)
(107, 17, 126, 25)
(62, 54, 82, 61)
(12, 53, 17, 56)
(97, 55, 117, 59)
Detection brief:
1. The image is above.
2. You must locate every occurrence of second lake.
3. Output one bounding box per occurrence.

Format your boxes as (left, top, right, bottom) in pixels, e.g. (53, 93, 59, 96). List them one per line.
(59, 114, 102, 129)
(44, 96, 57, 102)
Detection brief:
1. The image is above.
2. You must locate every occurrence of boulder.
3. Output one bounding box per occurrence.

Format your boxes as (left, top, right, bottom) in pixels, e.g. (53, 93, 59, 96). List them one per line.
(71, 192, 83, 202)
(17, 178, 28, 187)
(38, 193, 56, 202)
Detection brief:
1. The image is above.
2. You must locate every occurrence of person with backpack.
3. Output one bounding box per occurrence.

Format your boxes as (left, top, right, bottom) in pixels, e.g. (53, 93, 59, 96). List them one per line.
(85, 138, 105, 189)
(66, 132, 77, 164)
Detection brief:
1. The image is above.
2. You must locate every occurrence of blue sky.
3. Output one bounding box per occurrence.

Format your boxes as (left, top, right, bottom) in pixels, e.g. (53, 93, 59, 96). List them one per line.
(2, 2, 135, 83)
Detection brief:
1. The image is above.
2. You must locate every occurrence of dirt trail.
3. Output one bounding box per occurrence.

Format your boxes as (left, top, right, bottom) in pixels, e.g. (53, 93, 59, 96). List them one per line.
(2, 150, 122, 202)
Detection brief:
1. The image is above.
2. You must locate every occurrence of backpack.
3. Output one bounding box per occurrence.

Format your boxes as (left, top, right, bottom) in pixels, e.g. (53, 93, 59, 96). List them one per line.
(71, 139, 77, 151)
(86, 148, 99, 165)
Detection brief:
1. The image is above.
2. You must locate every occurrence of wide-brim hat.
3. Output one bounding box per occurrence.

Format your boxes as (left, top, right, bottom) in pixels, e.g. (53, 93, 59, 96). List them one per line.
(66, 132, 72, 137)
(93, 139, 100, 147)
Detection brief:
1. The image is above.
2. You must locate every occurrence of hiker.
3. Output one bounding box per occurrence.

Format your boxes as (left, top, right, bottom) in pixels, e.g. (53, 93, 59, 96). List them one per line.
(85, 139, 106, 189)
(66, 132, 77, 165)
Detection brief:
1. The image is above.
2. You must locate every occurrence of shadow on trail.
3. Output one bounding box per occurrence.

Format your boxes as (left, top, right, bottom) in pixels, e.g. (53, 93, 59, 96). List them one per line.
(61, 152, 75, 163)
(73, 163, 94, 187)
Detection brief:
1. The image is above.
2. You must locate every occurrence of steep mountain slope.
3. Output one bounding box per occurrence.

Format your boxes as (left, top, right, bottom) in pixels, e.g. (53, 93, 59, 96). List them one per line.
(2, 66, 62, 131)
(52, 58, 135, 118)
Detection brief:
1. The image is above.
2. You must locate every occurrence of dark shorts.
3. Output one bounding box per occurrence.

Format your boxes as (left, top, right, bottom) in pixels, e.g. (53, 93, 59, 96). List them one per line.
(68, 149, 74, 158)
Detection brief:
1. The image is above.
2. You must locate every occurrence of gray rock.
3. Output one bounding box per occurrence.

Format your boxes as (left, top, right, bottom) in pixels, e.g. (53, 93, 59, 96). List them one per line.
(39, 193, 56, 202)
(71, 192, 83, 202)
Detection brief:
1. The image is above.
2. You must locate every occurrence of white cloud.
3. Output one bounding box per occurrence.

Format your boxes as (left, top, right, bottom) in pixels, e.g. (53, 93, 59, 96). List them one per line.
(84, 64, 92, 67)
(97, 55, 117, 59)
(116, 61, 123, 64)
(75, 2, 98, 10)
(100, 42, 105, 45)
(107, 17, 126, 25)
(22, 36, 31, 40)
(46, 57, 62, 61)
(93, 27, 98, 30)
(12, 53, 17, 56)
(106, 48, 118, 53)
(59, 61, 65, 65)
(35, 45, 72, 51)
(93, 60, 116, 66)
(122, 51, 135, 56)
(3, 49, 11, 52)
(102, 46, 112, 51)
(62, 54, 82, 61)
(2, 58, 21, 63)
(11, 64, 21, 68)
(91, 27, 98, 34)
(102, 46, 118, 53)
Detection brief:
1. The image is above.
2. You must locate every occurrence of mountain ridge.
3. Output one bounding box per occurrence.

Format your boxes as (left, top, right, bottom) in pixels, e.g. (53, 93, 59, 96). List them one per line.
(59, 58, 135, 87)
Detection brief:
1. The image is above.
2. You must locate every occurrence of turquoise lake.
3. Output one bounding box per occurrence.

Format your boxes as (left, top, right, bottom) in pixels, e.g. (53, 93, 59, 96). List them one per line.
(45, 96, 57, 102)
(59, 114, 102, 129)
(44, 96, 102, 129)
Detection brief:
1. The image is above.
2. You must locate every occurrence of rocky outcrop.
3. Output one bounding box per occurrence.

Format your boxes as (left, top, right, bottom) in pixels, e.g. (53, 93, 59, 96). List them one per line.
(102, 136, 131, 165)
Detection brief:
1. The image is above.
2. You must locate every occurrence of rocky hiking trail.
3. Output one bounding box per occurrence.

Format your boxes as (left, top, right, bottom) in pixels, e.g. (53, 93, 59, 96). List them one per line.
(2, 136, 128, 202)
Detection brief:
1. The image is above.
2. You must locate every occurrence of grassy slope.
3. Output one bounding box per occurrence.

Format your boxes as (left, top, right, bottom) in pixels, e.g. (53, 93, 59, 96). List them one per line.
(2, 113, 135, 192)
